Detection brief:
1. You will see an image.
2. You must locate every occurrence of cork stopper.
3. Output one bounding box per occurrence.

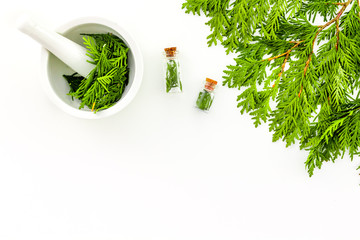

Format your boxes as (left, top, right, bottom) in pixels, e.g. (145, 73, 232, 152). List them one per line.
(206, 78, 217, 85)
(205, 78, 217, 91)
(205, 78, 218, 91)
(164, 47, 177, 57)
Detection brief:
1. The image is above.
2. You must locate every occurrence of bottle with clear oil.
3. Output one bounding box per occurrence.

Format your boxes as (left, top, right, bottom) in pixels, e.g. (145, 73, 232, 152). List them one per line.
(196, 78, 218, 111)
(164, 47, 182, 93)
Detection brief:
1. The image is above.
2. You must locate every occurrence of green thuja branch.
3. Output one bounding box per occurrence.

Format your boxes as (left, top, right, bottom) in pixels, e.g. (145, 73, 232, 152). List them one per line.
(184, 0, 360, 176)
(63, 33, 129, 113)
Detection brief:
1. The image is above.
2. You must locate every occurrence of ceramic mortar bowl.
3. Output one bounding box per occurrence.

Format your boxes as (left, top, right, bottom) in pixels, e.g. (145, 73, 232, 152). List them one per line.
(41, 17, 143, 119)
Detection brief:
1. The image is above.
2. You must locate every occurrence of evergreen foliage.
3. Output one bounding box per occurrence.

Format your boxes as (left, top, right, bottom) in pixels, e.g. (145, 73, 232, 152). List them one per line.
(63, 33, 129, 113)
(183, 0, 360, 176)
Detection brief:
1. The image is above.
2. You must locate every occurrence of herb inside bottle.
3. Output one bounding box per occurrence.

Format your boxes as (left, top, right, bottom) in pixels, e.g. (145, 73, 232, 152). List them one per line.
(164, 47, 182, 93)
(196, 78, 218, 111)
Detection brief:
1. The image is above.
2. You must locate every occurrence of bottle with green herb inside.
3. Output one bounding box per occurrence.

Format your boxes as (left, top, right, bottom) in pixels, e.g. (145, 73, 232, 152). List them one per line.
(196, 78, 218, 111)
(164, 47, 182, 93)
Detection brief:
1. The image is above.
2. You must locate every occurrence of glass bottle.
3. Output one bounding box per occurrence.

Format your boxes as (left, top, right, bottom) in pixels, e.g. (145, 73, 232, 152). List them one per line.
(196, 78, 218, 111)
(164, 47, 182, 93)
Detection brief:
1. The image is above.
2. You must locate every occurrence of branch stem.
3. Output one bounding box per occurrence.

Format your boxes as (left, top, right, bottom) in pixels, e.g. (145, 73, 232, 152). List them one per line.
(335, 19, 340, 50)
(267, 41, 303, 62)
(330, 2, 346, 6)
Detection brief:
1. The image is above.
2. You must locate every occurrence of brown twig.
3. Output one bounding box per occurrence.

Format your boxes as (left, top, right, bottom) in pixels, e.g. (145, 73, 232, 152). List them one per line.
(335, 19, 340, 50)
(266, 41, 303, 88)
(272, 52, 291, 88)
(279, 53, 290, 78)
(267, 41, 303, 62)
(330, 2, 347, 5)
(288, 40, 302, 44)
(303, 56, 312, 77)
(298, 86, 303, 98)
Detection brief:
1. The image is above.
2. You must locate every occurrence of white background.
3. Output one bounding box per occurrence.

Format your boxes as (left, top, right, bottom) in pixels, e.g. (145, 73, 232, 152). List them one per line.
(1, 0, 360, 239)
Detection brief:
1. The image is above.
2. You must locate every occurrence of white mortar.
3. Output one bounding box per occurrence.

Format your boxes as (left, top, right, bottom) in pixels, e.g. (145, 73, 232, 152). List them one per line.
(41, 17, 143, 119)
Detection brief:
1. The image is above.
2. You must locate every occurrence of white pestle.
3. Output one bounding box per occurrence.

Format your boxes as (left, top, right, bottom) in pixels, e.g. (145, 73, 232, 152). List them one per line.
(17, 16, 94, 77)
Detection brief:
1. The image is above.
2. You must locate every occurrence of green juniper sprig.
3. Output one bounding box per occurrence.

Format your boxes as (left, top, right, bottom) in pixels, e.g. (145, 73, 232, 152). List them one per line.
(183, 0, 360, 176)
(63, 33, 129, 113)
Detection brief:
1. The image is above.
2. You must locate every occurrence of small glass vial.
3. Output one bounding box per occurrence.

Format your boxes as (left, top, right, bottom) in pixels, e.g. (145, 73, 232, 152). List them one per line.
(164, 47, 182, 93)
(196, 78, 218, 111)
